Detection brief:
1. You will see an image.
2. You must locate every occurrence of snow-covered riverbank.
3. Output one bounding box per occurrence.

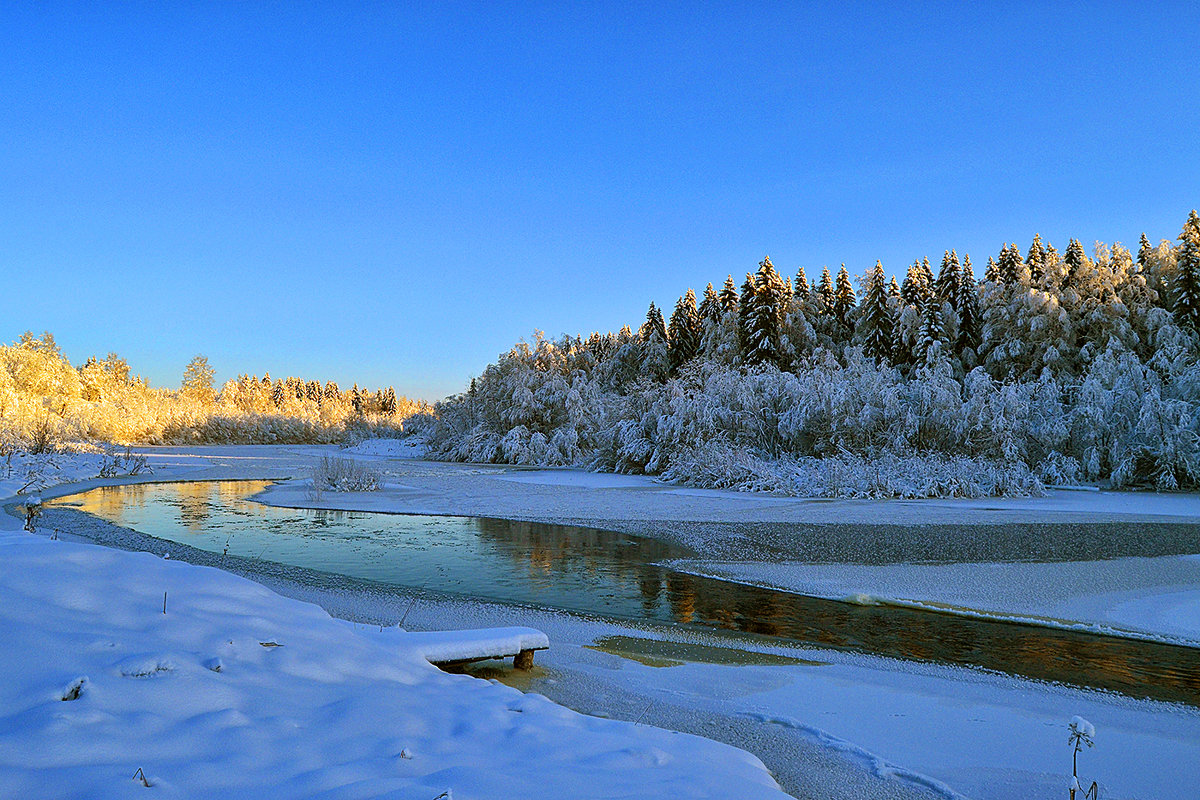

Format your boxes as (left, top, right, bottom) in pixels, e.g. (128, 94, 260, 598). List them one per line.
(0, 451, 788, 799)
(6, 443, 1200, 800)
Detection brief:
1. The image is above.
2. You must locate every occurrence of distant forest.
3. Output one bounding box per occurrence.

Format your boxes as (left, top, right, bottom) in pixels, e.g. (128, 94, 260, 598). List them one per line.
(426, 210, 1200, 497)
(0, 335, 428, 448)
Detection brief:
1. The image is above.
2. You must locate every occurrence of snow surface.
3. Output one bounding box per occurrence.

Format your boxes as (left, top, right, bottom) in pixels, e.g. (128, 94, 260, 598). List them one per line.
(9, 444, 1200, 800)
(493, 470, 664, 489)
(341, 437, 428, 459)
(0, 514, 785, 798)
(668, 555, 1200, 645)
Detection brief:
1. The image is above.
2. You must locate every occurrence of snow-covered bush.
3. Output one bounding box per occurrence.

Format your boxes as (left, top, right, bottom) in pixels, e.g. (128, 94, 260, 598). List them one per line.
(310, 457, 382, 493)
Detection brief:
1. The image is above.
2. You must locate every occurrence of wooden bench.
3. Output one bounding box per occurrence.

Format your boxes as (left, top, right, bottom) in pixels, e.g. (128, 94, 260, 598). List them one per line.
(404, 627, 550, 671)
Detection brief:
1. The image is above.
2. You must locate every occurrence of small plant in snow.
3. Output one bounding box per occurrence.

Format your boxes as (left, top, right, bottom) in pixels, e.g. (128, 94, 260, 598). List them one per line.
(1068, 715, 1098, 799)
(310, 456, 382, 493)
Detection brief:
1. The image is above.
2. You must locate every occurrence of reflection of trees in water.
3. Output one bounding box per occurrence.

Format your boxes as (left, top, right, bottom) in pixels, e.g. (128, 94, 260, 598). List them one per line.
(470, 514, 1200, 704)
(472, 517, 684, 588)
(681, 574, 1200, 705)
(176, 481, 214, 533)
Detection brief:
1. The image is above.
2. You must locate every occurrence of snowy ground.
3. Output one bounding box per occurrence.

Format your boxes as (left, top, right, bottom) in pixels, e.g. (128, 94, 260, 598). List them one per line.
(0, 452, 786, 799)
(6, 444, 1200, 799)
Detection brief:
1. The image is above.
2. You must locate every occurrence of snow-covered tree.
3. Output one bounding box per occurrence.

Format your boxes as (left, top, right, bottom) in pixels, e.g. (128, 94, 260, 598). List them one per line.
(858, 261, 892, 362)
(1173, 209, 1200, 332)
(668, 290, 702, 373)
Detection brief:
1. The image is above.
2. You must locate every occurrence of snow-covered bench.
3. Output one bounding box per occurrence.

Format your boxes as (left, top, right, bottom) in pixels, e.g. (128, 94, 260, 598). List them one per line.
(406, 627, 550, 670)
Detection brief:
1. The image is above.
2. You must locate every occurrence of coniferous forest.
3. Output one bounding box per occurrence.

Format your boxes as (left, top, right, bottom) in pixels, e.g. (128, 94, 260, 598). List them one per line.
(427, 211, 1200, 497)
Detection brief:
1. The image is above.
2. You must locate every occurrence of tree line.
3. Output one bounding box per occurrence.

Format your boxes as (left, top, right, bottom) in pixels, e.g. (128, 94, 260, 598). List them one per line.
(1, 335, 426, 448)
(427, 210, 1200, 496)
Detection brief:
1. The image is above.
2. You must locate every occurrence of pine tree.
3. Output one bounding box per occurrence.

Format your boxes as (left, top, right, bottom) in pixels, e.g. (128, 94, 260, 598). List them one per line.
(1174, 209, 1200, 332)
(832, 264, 857, 340)
(719, 275, 739, 313)
(887, 276, 901, 298)
(1026, 234, 1046, 284)
(935, 250, 961, 308)
(668, 289, 702, 373)
(859, 260, 892, 362)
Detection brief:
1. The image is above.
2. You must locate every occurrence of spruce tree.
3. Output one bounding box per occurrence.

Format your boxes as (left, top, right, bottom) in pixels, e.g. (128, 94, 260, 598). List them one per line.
(639, 302, 668, 342)
(745, 258, 786, 367)
(698, 283, 721, 323)
(919, 257, 935, 290)
(1063, 238, 1089, 289)
(668, 289, 702, 372)
(1174, 209, 1200, 332)
(794, 267, 809, 300)
(984, 256, 1001, 283)
(900, 260, 924, 305)
(860, 260, 892, 362)
(935, 250, 961, 308)
(1027, 234, 1046, 284)
(738, 272, 757, 355)
(832, 264, 857, 340)
(1138, 232, 1153, 269)
(916, 300, 944, 363)
(888, 276, 901, 298)
(719, 275, 739, 313)
(956, 255, 981, 355)
(998, 243, 1026, 285)
(816, 267, 835, 313)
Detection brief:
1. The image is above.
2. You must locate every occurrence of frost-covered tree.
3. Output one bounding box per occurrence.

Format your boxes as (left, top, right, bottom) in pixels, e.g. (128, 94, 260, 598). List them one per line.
(916, 300, 944, 364)
(998, 243, 1028, 285)
(1063, 238, 1090, 291)
(935, 250, 961, 308)
(698, 283, 721, 324)
(718, 275, 739, 313)
(182, 355, 215, 406)
(858, 261, 893, 362)
(1026, 234, 1047, 285)
(737, 272, 758, 356)
(832, 265, 857, 343)
(668, 289, 702, 373)
(745, 257, 788, 368)
(956, 255, 981, 360)
(794, 267, 809, 302)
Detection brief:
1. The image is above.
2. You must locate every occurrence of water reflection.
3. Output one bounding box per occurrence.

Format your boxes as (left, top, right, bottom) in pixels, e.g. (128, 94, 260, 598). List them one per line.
(48, 481, 1200, 706)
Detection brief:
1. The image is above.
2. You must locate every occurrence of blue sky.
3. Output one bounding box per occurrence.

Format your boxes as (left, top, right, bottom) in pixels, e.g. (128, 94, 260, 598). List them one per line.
(2, 2, 1197, 400)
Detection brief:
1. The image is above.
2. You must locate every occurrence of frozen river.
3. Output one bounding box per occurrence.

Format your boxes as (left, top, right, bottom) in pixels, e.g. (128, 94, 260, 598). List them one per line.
(46, 479, 1200, 707)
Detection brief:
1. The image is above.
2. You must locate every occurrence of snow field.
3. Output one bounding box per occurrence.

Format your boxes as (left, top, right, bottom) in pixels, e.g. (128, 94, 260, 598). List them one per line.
(0, 520, 787, 799)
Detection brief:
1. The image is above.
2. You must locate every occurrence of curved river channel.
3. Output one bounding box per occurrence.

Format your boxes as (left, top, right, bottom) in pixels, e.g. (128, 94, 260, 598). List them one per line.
(46, 480, 1200, 706)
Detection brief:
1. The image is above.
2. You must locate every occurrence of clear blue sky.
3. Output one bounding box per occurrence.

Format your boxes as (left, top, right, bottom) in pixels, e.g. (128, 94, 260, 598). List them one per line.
(2, 2, 1197, 400)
